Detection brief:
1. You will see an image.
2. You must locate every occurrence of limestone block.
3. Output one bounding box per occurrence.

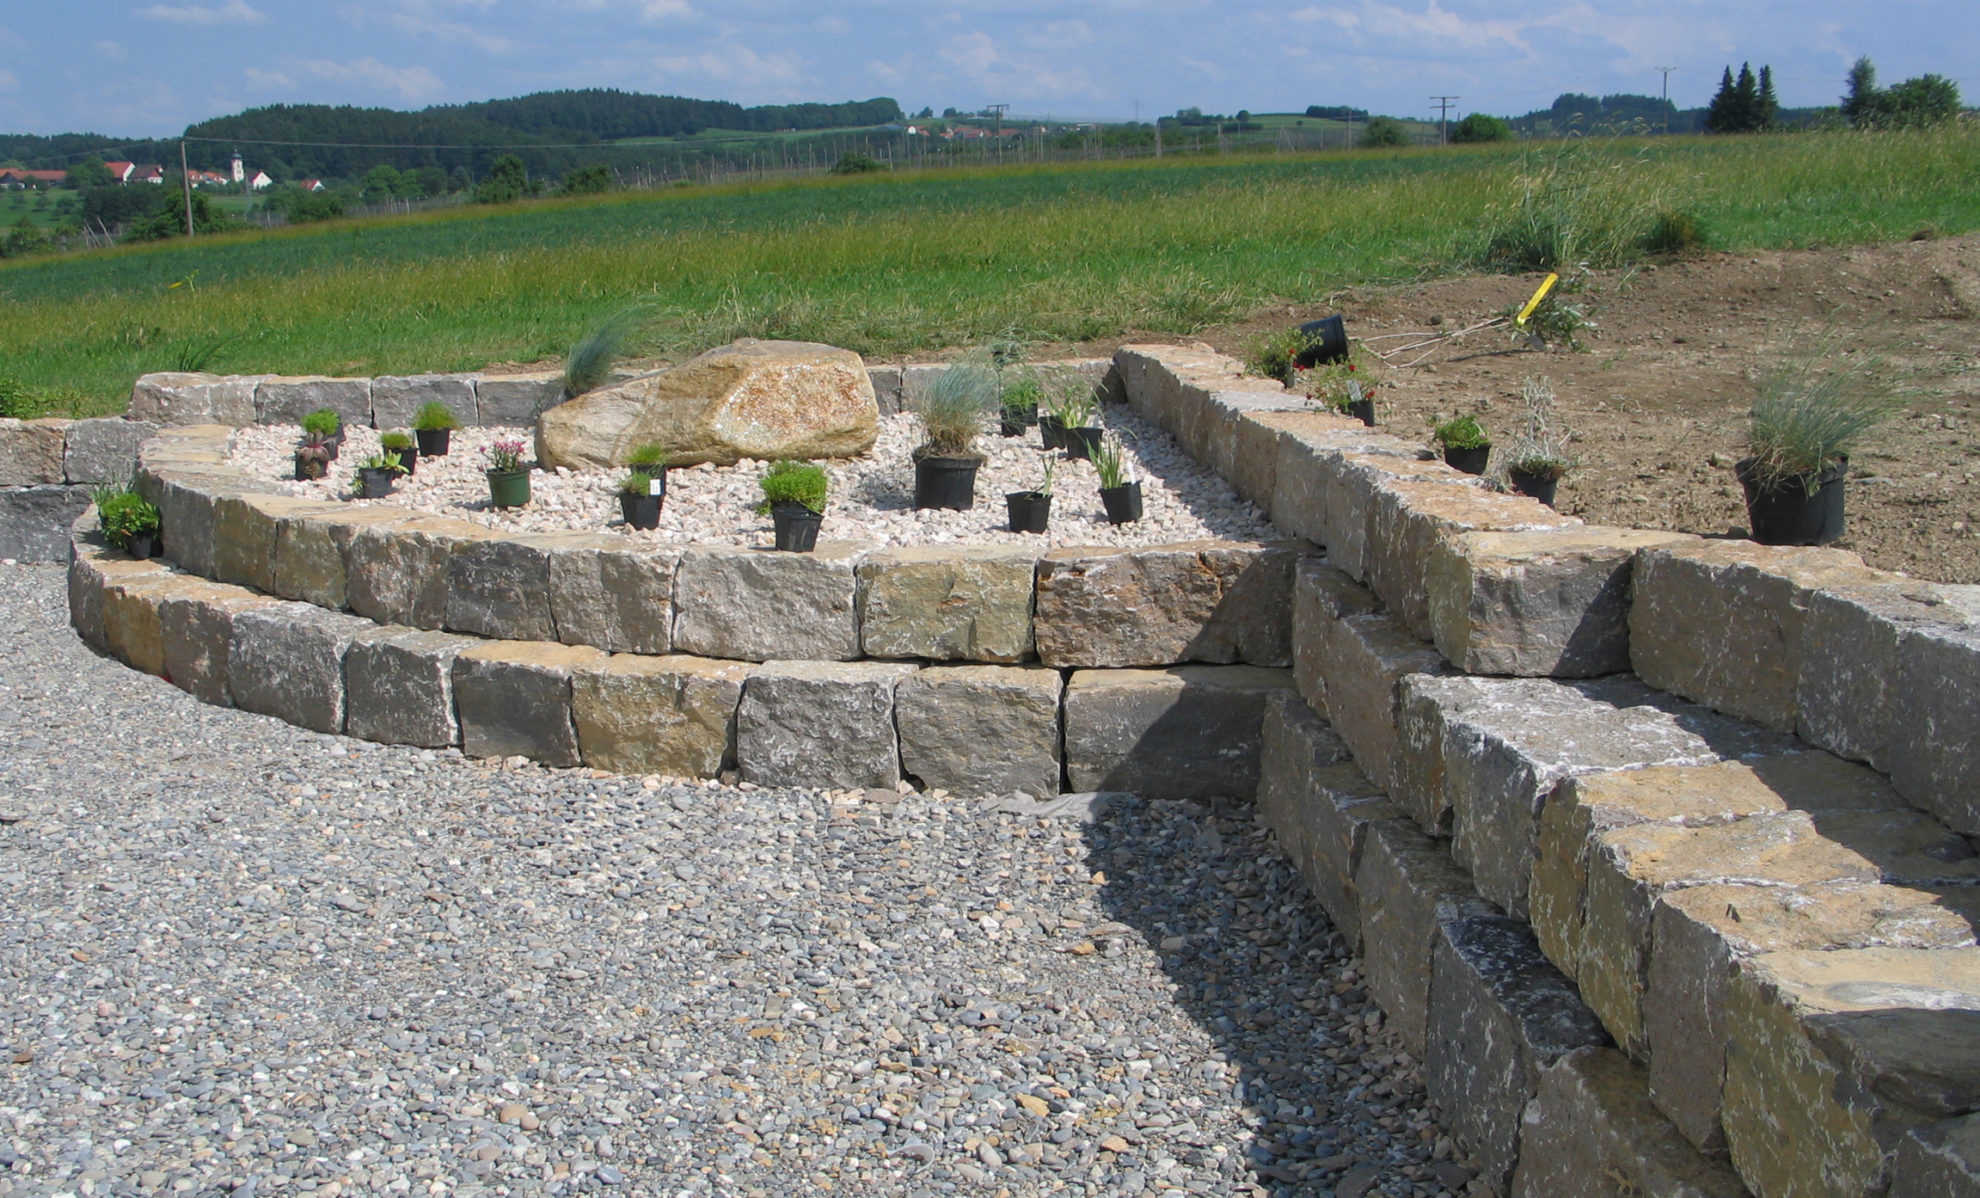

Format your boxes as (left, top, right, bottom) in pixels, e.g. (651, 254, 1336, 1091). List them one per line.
(228, 603, 371, 734)
(0, 417, 71, 485)
(1111, 345, 1182, 431)
(1893, 1114, 1980, 1198)
(0, 485, 93, 562)
(1510, 1047, 1750, 1198)
(1723, 947, 1980, 1198)
(100, 570, 181, 677)
(545, 536, 680, 655)
(126, 373, 260, 426)
(452, 641, 605, 766)
(141, 465, 273, 579)
(1354, 819, 1499, 1057)
(210, 494, 332, 595)
(345, 627, 477, 748)
(735, 660, 916, 790)
(270, 507, 411, 610)
(1648, 881, 1980, 1155)
(1229, 409, 1320, 517)
(1317, 451, 1475, 583)
(1630, 540, 1890, 732)
(474, 371, 565, 426)
(1111, 344, 1242, 434)
(572, 654, 750, 778)
(63, 417, 158, 485)
(346, 515, 498, 629)
(671, 542, 864, 662)
(1300, 564, 1448, 798)
(1891, 621, 1980, 839)
(1256, 693, 1389, 948)
(67, 539, 168, 653)
(1062, 665, 1294, 800)
(443, 534, 561, 641)
(1269, 423, 1418, 551)
(1366, 477, 1579, 640)
(866, 365, 903, 417)
(1291, 557, 1378, 711)
(369, 374, 476, 431)
(536, 340, 874, 469)
(1396, 673, 1792, 920)
(1034, 541, 1300, 668)
(1795, 582, 1980, 771)
(1425, 914, 1612, 1193)
(159, 586, 279, 705)
(896, 665, 1064, 798)
(254, 376, 372, 429)
(1428, 527, 1696, 677)
(1196, 389, 1308, 494)
(858, 545, 1040, 663)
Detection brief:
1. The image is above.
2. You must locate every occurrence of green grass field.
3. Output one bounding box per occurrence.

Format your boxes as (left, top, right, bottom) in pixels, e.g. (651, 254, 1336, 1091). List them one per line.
(3, 127, 1977, 417)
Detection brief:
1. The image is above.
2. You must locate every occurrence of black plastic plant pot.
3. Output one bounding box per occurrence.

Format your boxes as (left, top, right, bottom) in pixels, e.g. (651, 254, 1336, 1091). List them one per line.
(1000, 405, 1039, 437)
(1444, 444, 1491, 476)
(1507, 469, 1560, 507)
(770, 501, 823, 552)
(1006, 490, 1051, 534)
(356, 467, 396, 499)
(294, 454, 328, 482)
(389, 450, 417, 477)
(914, 456, 980, 510)
(415, 428, 451, 457)
(1100, 481, 1144, 525)
(619, 492, 663, 531)
(1294, 314, 1350, 368)
(127, 532, 159, 561)
(1063, 426, 1104, 461)
(1736, 456, 1847, 546)
(1347, 398, 1376, 427)
(1038, 414, 1067, 451)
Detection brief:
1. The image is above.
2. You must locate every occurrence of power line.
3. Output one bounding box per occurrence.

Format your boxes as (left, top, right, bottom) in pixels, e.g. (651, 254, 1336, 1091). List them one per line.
(1430, 96, 1459, 143)
(1656, 67, 1676, 135)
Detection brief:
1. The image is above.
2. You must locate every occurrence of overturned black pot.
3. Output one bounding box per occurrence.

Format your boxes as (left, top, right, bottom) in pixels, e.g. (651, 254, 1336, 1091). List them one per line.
(1099, 481, 1144, 525)
(1062, 426, 1104, 461)
(1443, 444, 1492, 476)
(770, 501, 823, 552)
(415, 428, 451, 457)
(1736, 456, 1847, 546)
(1294, 314, 1350, 368)
(914, 456, 980, 510)
(1006, 490, 1051, 534)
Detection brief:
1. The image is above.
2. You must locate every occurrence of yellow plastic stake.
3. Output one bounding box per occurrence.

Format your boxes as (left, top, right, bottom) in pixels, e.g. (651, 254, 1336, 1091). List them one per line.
(1515, 272, 1558, 326)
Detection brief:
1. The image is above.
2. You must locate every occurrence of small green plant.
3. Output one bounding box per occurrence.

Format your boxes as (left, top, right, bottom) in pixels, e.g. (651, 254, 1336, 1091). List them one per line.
(91, 482, 160, 549)
(169, 332, 239, 374)
(379, 431, 414, 453)
(300, 408, 341, 439)
(360, 451, 407, 474)
(1041, 368, 1097, 429)
(1032, 453, 1056, 496)
(912, 361, 998, 459)
(1091, 434, 1133, 490)
(756, 460, 828, 514)
(625, 442, 669, 470)
(1433, 415, 1491, 451)
(618, 470, 661, 496)
(1747, 346, 1902, 492)
(1504, 377, 1574, 480)
(1243, 327, 1321, 386)
(1304, 344, 1380, 412)
(413, 401, 461, 432)
(1000, 372, 1043, 417)
(0, 375, 28, 419)
(564, 306, 647, 396)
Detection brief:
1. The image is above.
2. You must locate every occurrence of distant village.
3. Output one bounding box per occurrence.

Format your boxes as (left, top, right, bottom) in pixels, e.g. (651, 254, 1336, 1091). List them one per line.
(0, 153, 323, 193)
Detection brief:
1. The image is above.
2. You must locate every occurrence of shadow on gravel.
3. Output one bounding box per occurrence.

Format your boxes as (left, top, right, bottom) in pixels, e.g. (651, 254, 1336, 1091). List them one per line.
(1082, 794, 1450, 1198)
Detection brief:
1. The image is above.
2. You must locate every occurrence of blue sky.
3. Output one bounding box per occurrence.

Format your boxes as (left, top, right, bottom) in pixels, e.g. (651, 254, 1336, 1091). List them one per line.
(0, 1, 1972, 137)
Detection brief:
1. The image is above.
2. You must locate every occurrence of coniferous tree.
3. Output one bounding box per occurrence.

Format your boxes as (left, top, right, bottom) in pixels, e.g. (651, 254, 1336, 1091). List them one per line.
(1704, 67, 1739, 133)
(1733, 64, 1760, 129)
(1756, 66, 1780, 130)
(1841, 57, 1880, 125)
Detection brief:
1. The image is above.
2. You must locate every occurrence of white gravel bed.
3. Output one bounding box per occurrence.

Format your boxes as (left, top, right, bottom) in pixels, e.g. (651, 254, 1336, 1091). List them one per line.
(1, 562, 1482, 1198)
(227, 405, 1280, 548)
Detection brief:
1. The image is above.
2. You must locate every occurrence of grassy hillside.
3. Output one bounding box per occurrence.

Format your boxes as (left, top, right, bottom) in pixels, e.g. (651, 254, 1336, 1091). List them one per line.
(3, 127, 1977, 417)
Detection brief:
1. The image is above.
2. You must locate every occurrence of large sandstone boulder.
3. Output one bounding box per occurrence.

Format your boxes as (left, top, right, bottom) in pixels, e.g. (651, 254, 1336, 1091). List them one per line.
(536, 339, 877, 469)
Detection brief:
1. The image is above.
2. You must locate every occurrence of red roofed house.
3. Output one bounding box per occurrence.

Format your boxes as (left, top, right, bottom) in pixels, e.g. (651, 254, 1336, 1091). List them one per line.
(0, 168, 66, 189)
(102, 161, 136, 183)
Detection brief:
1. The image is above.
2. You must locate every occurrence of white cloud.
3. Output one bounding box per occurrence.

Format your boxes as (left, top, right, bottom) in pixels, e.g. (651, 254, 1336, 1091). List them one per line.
(244, 66, 296, 89)
(96, 40, 130, 61)
(0, 69, 17, 93)
(642, 0, 693, 19)
(136, 0, 268, 25)
(301, 57, 444, 100)
(390, 12, 512, 53)
(654, 44, 802, 89)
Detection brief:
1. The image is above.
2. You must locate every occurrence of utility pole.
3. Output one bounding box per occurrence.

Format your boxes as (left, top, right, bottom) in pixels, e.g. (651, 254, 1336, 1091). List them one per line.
(179, 140, 194, 237)
(987, 103, 1008, 137)
(1431, 96, 1459, 144)
(1656, 67, 1677, 135)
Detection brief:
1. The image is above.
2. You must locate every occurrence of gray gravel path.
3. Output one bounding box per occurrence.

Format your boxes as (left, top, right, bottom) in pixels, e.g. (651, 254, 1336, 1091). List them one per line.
(0, 563, 1476, 1198)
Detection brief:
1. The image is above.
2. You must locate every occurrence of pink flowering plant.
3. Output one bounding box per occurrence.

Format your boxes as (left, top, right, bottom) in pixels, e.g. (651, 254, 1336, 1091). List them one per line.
(484, 439, 528, 473)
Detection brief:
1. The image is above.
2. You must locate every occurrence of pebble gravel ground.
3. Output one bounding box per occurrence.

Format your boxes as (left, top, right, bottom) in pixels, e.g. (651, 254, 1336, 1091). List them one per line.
(0, 563, 1479, 1198)
(228, 407, 1279, 550)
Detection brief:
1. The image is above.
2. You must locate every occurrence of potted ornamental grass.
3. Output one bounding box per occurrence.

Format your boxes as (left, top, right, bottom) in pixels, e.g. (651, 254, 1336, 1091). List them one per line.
(413, 401, 461, 457)
(617, 443, 670, 531)
(300, 408, 343, 459)
(93, 482, 161, 559)
(483, 438, 531, 509)
(1503, 376, 1574, 507)
(911, 361, 998, 510)
(1005, 454, 1055, 534)
(1737, 347, 1900, 546)
(1091, 433, 1143, 525)
(380, 431, 418, 476)
(354, 452, 406, 499)
(1042, 370, 1100, 458)
(1433, 414, 1492, 475)
(757, 459, 828, 552)
(999, 371, 1043, 437)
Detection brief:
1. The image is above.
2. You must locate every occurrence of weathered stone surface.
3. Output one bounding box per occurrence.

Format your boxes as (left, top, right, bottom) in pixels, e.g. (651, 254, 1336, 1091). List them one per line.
(1630, 540, 1890, 732)
(345, 627, 477, 748)
(1648, 881, 1980, 1155)
(99, 570, 181, 677)
(1256, 693, 1388, 948)
(474, 371, 565, 426)
(1035, 541, 1300, 668)
(572, 654, 750, 778)
(1299, 563, 1448, 798)
(1723, 947, 1980, 1198)
(210, 494, 331, 594)
(1355, 819, 1499, 1057)
(1893, 1114, 1980, 1198)
(158, 585, 278, 705)
(139, 463, 275, 579)
(1194, 389, 1309, 495)
(544, 537, 679, 655)
(1317, 451, 1474, 583)
(254, 376, 372, 428)
(671, 542, 863, 662)
(858, 546, 1039, 663)
(1062, 665, 1294, 800)
(896, 665, 1063, 798)
(1428, 527, 1695, 677)
(1112, 344, 1231, 434)
(269, 507, 411, 609)
(1891, 620, 1980, 840)
(63, 417, 157, 485)
(1271, 427, 1420, 553)
(442, 534, 561, 641)
(536, 340, 875, 469)
(126, 373, 260, 426)
(1796, 582, 1980, 771)
(228, 603, 371, 734)
(346, 515, 497, 628)
(1291, 557, 1378, 710)
(0, 417, 71, 485)
(0, 485, 92, 561)
(67, 535, 168, 653)
(1229, 408, 1327, 518)
(1367, 476, 1580, 640)
(1396, 673, 1791, 919)
(370, 374, 476, 431)
(736, 660, 916, 790)
(866, 365, 903, 417)
(1511, 1047, 1750, 1198)
(452, 641, 605, 766)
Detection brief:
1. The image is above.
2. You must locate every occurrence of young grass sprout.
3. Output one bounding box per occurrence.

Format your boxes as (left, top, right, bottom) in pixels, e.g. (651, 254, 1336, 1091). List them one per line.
(1040, 367, 1097, 431)
(1091, 433, 1133, 490)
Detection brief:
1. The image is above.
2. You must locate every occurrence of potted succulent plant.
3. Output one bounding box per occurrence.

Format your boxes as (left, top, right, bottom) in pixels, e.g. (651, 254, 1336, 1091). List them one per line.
(93, 482, 161, 560)
(300, 408, 342, 461)
(1433, 415, 1492, 475)
(293, 442, 331, 481)
(483, 438, 531, 508)
(1736, 348, 1899, 545)
(413, 401, 460, 457)
(911, 361, 997, 510)
(756, 459, 828, 552)
(616, 444, 669, 531)
(1502, 377, 1573, 507)
(1005, 454, 1055, 534)
(380, 431, 418, 477)
(354, 452, 406, 499)
(1091, 433, 1143, 524)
